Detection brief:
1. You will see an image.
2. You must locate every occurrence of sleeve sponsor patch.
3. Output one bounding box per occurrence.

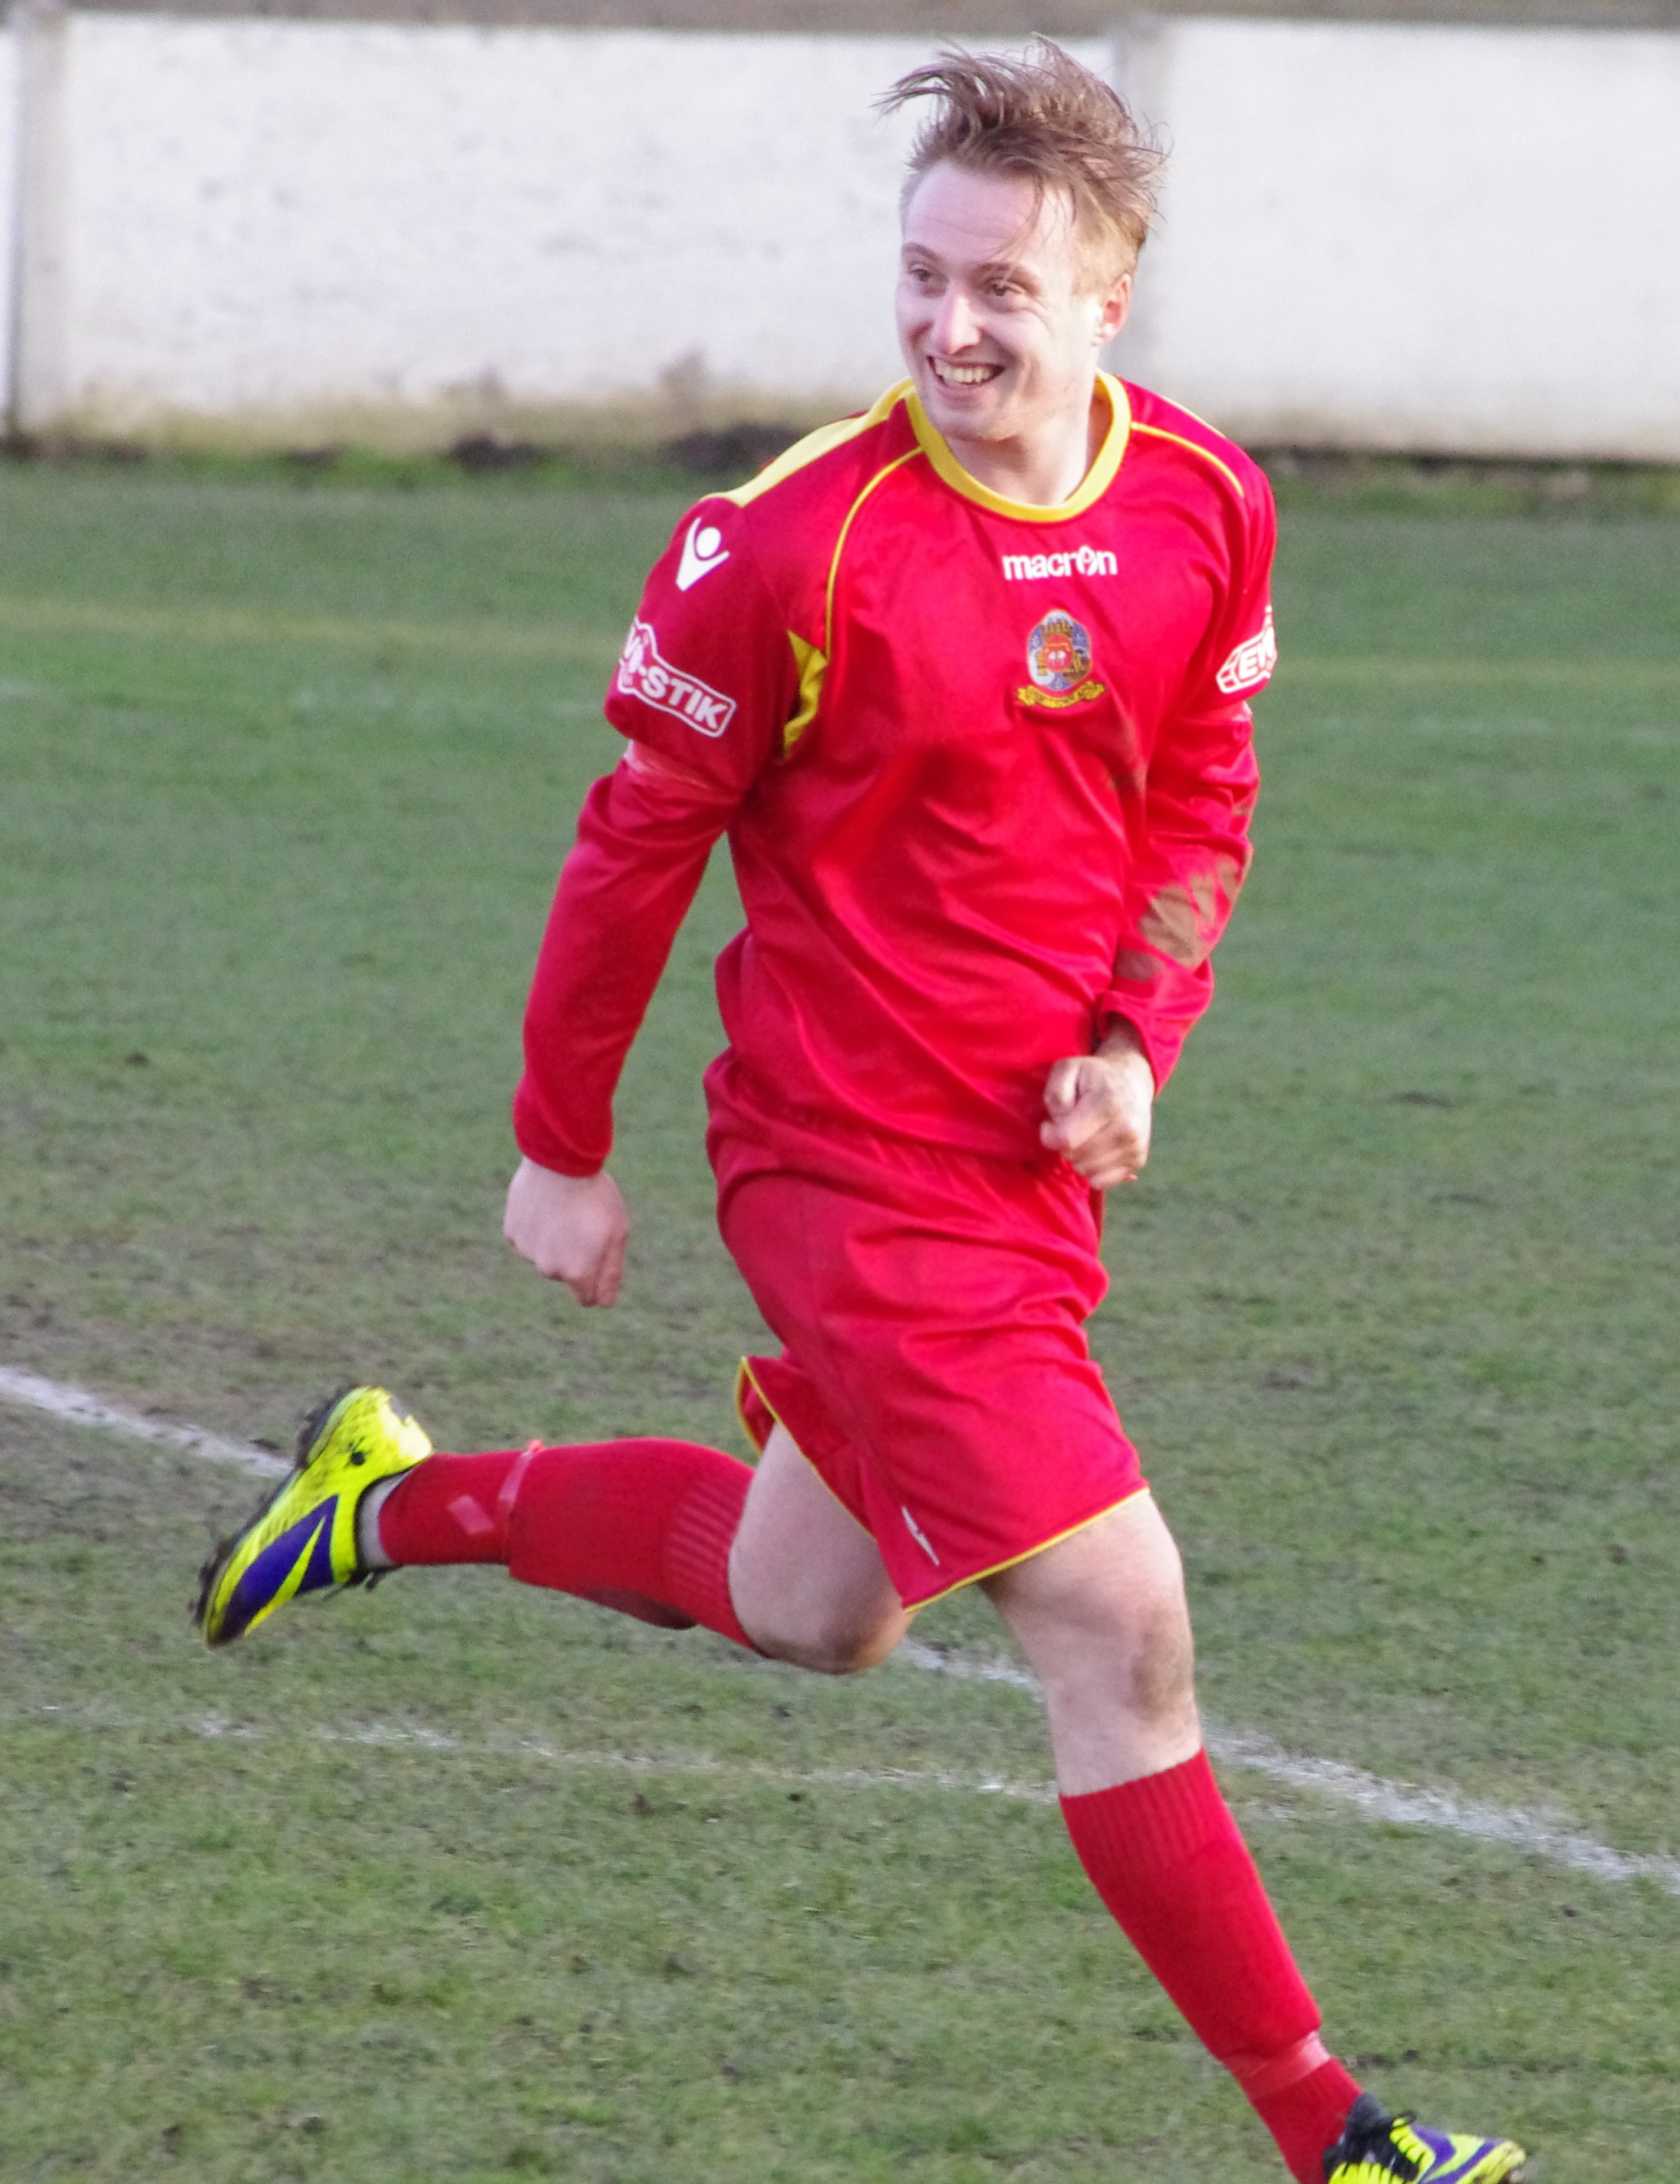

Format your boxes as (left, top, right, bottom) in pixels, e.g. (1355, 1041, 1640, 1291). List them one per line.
(1215, 606, 1277, 695)
(614, 618, 737, 738)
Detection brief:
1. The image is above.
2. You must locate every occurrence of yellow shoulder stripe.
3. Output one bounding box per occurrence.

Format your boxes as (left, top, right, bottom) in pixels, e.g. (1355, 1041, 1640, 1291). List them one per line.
(723, 381, 911, 509)
(1129, 421, 1245, 498)
(716, 382, 921, 752)
(776, 440, 924, 751)
(823, 448, 923, 656)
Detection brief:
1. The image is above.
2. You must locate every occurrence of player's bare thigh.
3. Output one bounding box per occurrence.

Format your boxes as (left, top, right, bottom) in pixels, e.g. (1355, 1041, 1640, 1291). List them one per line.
(729, 1423, 911, 1674)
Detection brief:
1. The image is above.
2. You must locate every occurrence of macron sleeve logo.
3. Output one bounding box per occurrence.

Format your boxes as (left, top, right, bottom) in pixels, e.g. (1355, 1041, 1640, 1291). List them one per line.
(1215, 606, 1278, 695)
(615, 618, 738, 738)
(676, 518, 730, 592)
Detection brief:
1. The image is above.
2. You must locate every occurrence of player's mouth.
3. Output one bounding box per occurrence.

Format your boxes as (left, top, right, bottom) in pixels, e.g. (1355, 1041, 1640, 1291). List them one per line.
(929, 357, 1005, 387)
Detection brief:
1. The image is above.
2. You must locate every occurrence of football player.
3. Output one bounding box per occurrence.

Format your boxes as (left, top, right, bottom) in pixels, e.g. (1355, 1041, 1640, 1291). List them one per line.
(199, 42, 1526, 2184)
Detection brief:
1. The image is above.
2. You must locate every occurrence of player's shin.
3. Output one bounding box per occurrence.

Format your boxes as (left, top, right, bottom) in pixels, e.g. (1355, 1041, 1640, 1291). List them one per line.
(1060, 1751, 1361, 2182)
(375, 1436, 758, 1649)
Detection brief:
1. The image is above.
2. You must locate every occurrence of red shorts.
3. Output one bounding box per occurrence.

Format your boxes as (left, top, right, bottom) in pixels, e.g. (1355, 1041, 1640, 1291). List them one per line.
(707, 1064, 1147, 1609)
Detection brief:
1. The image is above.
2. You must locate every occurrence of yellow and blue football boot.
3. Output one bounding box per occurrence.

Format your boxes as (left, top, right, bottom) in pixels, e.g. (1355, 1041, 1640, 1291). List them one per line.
(194, 1385, 431, 1647)
(1324, 2094, 1527, 2184)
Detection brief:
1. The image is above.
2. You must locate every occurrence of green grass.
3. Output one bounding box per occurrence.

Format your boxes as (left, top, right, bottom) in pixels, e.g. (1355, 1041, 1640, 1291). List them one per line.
(2, 464, 1678, 2180)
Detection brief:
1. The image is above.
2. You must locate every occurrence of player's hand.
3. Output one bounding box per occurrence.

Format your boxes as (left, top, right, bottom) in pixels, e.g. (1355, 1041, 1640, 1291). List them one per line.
(502, 1158, 629, 1307)
(1040, 1029, 1155, 1188)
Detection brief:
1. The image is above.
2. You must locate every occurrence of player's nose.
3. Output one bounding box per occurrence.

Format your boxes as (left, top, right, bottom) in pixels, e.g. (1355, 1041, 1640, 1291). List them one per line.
(930, 283, 983, 354)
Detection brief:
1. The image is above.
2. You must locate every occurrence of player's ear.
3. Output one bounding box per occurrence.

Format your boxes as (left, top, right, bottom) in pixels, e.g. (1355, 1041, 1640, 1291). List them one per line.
(1095, 269, 1132, 347)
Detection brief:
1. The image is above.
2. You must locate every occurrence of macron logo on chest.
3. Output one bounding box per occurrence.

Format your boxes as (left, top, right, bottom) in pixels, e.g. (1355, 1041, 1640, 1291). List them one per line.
(615, 618, 737, 739)
(1001, 545, 1118, 582)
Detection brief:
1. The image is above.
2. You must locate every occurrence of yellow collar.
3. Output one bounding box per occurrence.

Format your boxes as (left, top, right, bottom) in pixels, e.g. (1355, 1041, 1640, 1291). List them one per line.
(904, 371, 1131, 523)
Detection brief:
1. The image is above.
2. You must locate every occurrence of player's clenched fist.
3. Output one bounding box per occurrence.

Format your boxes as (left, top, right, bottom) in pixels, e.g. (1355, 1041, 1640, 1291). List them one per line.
(1039, 1029, 1155, 1189)
(503, 1158, 630, 1307)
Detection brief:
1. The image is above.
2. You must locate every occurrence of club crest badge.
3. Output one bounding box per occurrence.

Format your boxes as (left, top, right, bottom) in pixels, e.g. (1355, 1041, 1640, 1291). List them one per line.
(1018, 609, 1105, 710)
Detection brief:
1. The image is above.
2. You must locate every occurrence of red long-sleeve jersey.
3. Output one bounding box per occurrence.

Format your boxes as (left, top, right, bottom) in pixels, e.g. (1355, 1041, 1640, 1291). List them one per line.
(514, 374, 1276, 1177)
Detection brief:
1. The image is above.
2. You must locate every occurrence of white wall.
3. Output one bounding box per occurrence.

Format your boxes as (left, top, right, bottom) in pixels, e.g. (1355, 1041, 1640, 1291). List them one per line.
(1, 14, 1091, 437)
(0, 20, 18, 413)
(57, 18, 992, 426)
(1110, 16, 1680, 460)
(2, 9, 1677, 458)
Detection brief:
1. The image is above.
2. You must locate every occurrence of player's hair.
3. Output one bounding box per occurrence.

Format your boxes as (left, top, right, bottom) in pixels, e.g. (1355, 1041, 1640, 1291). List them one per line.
(881, 38, 1163, 286)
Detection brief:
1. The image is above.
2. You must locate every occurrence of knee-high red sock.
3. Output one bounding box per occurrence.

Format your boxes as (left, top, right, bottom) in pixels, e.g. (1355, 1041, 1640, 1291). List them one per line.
(1061, 1751, 1361, 2182)
(376, 1438, 755, 1649)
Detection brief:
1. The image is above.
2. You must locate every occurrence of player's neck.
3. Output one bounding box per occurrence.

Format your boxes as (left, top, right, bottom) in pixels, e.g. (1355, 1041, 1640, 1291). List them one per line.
(941, 383, 1108, 509)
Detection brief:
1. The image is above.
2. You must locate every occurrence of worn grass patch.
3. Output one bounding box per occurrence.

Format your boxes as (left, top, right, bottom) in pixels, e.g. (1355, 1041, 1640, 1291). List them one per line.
(2, 466, 1678, 2178)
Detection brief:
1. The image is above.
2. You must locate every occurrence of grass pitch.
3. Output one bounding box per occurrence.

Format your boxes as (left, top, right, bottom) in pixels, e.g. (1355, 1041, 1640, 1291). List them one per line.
(1, 460, 1677, 2180)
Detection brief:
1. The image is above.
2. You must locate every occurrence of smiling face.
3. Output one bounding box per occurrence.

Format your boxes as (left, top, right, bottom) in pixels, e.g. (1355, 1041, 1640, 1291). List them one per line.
(895, 161, 1132, 475)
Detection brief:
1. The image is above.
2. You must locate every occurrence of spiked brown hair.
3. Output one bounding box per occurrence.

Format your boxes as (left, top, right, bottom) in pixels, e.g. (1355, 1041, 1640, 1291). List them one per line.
(881, 38, 1164, 285)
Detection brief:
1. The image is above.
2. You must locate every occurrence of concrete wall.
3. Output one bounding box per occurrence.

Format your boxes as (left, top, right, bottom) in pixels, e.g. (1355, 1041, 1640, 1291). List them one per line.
(3, 12, 1094, 443)
(2, 8, 1676, 456)
(0, 21, 19, 414)
(35, 16, 1031, 436)
(1112, 15, 1680, 458)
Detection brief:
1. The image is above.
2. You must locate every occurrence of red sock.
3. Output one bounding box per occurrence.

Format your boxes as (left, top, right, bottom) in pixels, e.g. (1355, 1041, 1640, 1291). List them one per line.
(377, 1448, 525, 1565)
(1061, 1752, 1361, 2182)
(377, 1438, 755, 1649)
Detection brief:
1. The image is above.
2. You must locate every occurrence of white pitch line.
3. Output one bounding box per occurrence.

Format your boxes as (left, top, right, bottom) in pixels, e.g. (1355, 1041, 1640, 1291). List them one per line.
(1207, 1729, 1680, 1893)
(901, 1643, 1680, 1893)
(24, 1705, 1680, 1892)
(17, 1704, 1058, 1806)
(304, 1718, 1062, 1804)
(6, 1362, 1677, 1893)
(0, 1365, 288, 1478)
(891, 1661, 1680, 1895)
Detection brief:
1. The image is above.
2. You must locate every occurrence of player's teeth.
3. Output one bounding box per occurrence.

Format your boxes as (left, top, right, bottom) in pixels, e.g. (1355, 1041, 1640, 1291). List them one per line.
(940, 364, 997, 384)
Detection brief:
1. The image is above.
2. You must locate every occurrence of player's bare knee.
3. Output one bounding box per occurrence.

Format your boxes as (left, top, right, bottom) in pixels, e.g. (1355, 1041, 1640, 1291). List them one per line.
(809, 1604, 909, 1675)
(747, 1602, 907, 1676)
(1125, 1598, 1197, 1726)
(1003, 1551, 1197, 1732)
